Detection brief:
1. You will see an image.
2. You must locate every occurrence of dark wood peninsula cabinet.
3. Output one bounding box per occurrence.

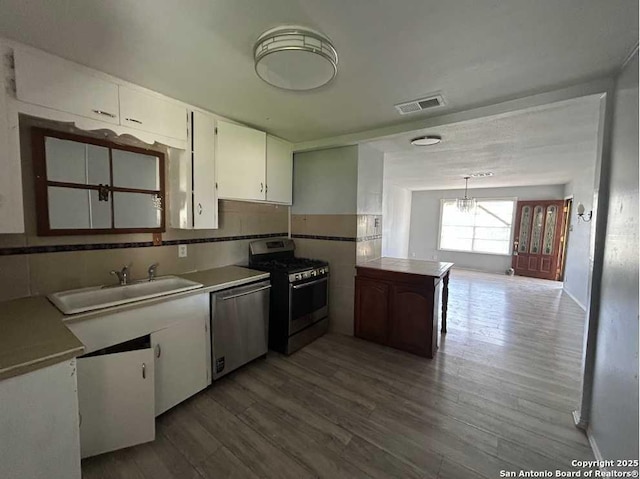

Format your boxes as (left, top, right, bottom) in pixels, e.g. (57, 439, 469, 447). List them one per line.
(354, 258, 453, 358)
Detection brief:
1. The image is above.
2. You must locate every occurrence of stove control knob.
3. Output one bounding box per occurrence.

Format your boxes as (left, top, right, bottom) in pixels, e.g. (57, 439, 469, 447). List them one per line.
(311, 270, 317, 277)
(295, 274, 301, 280)
(320, 268, 325, 274)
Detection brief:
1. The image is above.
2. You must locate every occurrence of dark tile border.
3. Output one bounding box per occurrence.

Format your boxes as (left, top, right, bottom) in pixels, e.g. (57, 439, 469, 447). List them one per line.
(357, 235, 383, 242)
(291, 234, 357, 242)
(291, 234, 382, 242)
(0, 233, 289, 256)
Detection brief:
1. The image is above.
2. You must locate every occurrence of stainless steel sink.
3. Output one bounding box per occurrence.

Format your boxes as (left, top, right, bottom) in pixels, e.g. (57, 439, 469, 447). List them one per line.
(48, 276, 204, 315)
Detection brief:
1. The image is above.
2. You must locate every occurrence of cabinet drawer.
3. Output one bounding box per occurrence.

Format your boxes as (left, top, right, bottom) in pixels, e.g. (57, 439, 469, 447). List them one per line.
(119, 86, 187, 140)
(14, 48, 120, 125)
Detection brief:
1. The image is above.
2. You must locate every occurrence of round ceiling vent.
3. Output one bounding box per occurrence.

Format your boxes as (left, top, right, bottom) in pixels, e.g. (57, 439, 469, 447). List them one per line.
(254, 26, 338, 91)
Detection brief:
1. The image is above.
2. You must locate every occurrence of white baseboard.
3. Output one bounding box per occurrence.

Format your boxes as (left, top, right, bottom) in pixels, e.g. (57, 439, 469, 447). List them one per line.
(586, 426, 609, 472)
(563, 286, 587, 311)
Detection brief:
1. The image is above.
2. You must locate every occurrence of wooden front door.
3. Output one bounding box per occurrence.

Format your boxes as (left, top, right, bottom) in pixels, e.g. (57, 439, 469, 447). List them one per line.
(511, 200, 566, 280)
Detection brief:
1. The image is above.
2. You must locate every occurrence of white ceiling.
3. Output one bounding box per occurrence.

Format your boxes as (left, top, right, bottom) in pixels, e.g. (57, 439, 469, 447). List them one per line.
(374, 95, 602, 190)
(0, 1, 636, 143)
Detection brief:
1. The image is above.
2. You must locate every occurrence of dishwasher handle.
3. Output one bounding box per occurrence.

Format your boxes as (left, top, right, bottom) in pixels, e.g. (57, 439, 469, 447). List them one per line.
(222, 285, 271, 301)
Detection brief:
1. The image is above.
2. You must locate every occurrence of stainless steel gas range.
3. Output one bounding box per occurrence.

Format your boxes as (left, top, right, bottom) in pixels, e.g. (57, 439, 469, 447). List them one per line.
(249, 238, 329, 354)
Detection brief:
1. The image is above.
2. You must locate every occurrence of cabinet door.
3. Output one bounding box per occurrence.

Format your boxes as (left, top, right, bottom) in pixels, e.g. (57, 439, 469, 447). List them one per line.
(119, 86, 187, 140)
(216, 120, 266, 201)
(77, 348, 155, 458)
(191, 111, 218, 229)
(266, 135, 293, 204)
(354, 278, 390, 344)
(388, 284, 434, 357)
(151, 315, 209, 416)
(14, 48, 120, 124)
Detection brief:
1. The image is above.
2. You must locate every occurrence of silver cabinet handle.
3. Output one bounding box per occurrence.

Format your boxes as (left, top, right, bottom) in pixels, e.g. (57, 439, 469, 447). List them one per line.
(156, 344, 161, 358)
(142, 362, 146, 379)
(92, 109, 116, 118)
(197, 203, 203, 215)
(291, 277, 328, 290)
(125, 118, 143, 124)
(222, 285, 271, 301)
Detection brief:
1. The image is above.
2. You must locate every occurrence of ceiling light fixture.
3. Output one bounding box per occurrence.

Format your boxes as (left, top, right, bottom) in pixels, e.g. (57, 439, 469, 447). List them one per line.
(457, 176, 477, 214)
(470, 172, 494, 178)
(254, 26, 338, 91)
(410, 135, 441, 146)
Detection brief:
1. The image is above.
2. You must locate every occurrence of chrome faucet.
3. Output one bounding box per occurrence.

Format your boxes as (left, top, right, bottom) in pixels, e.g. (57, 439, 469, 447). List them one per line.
(110, 265, 131, 286)
(147, 263, 159, 281)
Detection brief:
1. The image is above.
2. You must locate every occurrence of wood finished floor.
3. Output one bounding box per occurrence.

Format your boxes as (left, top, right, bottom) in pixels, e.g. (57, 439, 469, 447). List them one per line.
(82, 270, 593, 479)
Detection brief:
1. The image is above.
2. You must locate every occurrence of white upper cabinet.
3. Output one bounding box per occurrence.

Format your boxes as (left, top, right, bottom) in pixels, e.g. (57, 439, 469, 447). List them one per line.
(191, 110, 218, 229)
(119, 86, 187, 140)
(266, 135, 293, 205)
(14, 48, 120, 125)
(216, 120, 266, 201)
(168, 110, 218, 230)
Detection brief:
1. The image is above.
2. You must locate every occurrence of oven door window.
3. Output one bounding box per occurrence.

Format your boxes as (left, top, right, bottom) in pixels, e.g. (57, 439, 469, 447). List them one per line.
(290, 277, 328, 326)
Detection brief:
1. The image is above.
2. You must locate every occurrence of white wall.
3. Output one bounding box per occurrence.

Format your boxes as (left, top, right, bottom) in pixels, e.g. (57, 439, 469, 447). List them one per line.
(357, 144, 384, 215)
(408, 184, 565, 273)
(563, 162, 596, 309)
(589, 51, 638, 465)
(382, 182, 412, 258)
(292, 146, 358, 214)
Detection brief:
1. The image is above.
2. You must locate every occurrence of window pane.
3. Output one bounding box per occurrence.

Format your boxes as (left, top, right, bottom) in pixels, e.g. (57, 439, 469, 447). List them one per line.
(112, 150, 160, 190)
(45, 138, 110, 185)
(48, 187, 90, 229)
(441, 201, 474, 226)
(113, 192, 161, 228)
(473, 240, 510, 255)
(440, 237, 473, 251)
(441, 225, 474, 239)
(439, 198, 515, 255)
(86, 145, 111, 185)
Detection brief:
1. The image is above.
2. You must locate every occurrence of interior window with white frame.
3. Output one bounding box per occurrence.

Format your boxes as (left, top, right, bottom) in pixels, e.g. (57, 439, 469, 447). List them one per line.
(439, 198, 515, 255)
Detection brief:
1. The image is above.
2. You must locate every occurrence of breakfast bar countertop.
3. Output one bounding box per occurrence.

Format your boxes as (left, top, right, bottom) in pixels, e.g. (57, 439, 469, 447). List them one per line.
(357, 257, 454, 278)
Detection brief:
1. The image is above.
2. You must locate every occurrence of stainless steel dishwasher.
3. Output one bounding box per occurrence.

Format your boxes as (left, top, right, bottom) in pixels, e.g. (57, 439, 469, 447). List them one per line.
(210, 279, 270, 380)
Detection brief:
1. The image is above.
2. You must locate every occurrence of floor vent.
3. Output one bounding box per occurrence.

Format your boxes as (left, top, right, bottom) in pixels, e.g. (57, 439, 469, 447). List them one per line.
(395, 93, 445, 115)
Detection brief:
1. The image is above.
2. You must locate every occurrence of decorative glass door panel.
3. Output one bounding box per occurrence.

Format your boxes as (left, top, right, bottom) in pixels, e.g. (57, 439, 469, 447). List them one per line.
(530, 206, 544, 254)
(512, 200, 565, 280)
(517, 206, 531, 253)
(543, 206, 558, 255)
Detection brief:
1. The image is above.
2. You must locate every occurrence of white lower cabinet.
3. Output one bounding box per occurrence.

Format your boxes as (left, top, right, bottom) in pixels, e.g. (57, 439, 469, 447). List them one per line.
(72, 293, 211, 458)
(77, 345, 155, 458)
(151, 313, 210, 416)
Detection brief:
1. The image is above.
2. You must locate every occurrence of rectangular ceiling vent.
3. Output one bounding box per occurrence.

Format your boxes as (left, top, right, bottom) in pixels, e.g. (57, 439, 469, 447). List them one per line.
(394, 93, 445, 115)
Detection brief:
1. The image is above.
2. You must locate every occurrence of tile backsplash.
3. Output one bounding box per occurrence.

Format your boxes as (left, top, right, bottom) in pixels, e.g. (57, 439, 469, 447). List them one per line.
(290, 213, 382, 335)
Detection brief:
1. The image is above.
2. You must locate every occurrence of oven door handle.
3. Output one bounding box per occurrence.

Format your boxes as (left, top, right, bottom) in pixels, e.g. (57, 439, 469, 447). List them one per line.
(291, 277, 328, 290)
(222, 285, 271, 300)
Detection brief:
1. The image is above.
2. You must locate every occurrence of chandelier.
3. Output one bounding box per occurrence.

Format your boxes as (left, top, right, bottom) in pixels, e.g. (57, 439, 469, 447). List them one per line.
(457, 176, 477, 213)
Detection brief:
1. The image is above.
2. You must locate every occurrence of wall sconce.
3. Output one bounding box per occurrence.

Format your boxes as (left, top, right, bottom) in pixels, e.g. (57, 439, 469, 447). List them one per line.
(576, 203, 593, 222)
